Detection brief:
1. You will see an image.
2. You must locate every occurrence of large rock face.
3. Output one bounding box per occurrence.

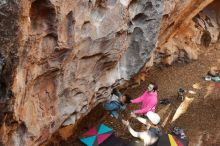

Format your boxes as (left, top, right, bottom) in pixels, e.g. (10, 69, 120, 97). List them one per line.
(0, 0, 163, 145)
(0, 0, 218, 145)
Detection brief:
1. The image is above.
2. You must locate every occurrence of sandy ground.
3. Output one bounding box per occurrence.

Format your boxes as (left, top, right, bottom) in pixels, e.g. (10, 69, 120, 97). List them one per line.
(49, 46, 220, 146)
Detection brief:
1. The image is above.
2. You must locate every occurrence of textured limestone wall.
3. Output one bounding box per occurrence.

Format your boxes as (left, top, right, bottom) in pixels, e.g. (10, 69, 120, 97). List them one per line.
(0, 1, 18, 105)
(0, 1, 19, 145)
(7, 0, 163, 145)
(0, 0, 218, 145)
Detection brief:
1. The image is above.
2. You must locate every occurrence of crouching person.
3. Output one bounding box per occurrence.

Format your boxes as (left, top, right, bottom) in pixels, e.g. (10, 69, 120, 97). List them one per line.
(122, 111, 162, 146)
(103, 88, 131, 119)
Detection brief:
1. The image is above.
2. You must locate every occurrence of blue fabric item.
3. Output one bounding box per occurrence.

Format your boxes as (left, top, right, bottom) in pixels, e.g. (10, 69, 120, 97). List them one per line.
(120, 104, 126, 111)
(103, 100, 125, 119)
(104, 101, 120, 111)
(111, 111, 119, 119)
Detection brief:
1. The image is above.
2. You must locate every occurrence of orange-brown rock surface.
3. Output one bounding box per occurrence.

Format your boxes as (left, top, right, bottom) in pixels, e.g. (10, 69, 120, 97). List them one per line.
(1, 0, 164, 145)
(156, 0, 219, 65)
(0, 0, 218, 145)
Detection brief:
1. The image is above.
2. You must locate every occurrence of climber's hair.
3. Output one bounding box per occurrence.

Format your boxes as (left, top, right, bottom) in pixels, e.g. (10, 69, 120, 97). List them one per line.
(124, 94, 131, 103)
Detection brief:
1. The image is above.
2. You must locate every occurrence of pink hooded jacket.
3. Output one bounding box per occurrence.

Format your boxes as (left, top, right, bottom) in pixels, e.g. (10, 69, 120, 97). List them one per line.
(131, 91, 158, 115)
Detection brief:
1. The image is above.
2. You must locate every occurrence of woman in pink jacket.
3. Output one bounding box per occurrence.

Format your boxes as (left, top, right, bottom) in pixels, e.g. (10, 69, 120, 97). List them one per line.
(131, 82, 158, 115)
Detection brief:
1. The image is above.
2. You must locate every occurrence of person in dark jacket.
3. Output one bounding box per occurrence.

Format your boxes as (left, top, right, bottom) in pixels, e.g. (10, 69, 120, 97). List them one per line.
(103, 88, 131, 119)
